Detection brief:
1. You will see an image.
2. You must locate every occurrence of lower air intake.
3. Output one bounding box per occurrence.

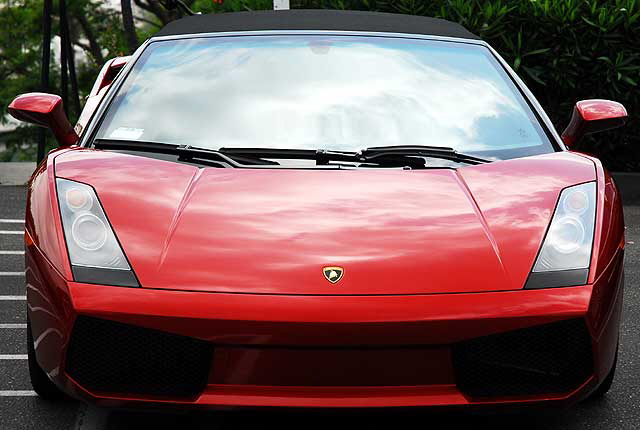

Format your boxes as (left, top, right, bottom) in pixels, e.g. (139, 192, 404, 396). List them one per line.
(452, 318, 593, 398)
(66, 316, 213, 398)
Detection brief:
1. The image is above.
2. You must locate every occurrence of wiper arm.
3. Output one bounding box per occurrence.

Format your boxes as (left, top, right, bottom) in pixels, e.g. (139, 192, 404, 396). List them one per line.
(218, 147, 360, 165)
(220, 146, 489, 167)
(175, 144, 280, 166)
(360, 145, 491, 165)
(93, 139, 278, 167)
(93, 140, 488, 169)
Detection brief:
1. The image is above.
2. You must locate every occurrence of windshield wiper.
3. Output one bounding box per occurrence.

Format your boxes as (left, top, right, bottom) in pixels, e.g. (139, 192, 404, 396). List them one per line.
(93, 139, 279, 167)
(94, 140, 490, 169)
(222, 146, 490, 167)
(219, 147, 428, 169)
(218, 147, 360, 165)
(360, 145, 491, 165)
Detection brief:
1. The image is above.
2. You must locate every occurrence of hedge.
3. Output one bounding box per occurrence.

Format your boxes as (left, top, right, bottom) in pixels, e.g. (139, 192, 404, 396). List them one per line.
(282, 0, 639, 170)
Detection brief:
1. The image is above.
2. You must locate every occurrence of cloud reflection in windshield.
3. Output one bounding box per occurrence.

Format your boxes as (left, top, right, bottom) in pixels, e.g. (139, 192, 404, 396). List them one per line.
(99, 36, 547, 154)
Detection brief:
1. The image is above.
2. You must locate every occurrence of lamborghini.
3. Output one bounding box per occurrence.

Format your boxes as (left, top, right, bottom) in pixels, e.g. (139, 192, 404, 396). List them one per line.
(9, 10, 627, 410)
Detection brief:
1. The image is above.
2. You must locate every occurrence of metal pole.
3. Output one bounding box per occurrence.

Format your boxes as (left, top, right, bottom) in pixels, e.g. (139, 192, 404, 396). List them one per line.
(59, 0, 69, 117)
(37, 0, 53, 164)
(61, 2, 80, 118)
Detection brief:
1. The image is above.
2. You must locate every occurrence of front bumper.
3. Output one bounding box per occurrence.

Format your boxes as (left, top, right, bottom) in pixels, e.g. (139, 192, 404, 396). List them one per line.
(27, 244, 624, 410)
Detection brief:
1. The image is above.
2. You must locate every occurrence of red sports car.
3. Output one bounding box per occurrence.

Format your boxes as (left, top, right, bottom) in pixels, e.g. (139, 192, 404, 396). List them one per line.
(9, 10, 627, 410)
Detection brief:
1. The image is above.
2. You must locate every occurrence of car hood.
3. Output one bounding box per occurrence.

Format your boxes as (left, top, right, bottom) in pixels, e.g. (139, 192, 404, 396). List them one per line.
(55, 149, 596, 295)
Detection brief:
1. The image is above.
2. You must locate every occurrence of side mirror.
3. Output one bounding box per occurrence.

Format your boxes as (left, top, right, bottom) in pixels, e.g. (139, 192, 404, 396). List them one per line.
(561, 99, 628, 148)
(8, 92, 79, 147)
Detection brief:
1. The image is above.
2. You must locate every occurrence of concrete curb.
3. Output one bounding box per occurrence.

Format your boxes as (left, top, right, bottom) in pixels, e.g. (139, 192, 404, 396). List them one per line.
(0, 162, 36, 186)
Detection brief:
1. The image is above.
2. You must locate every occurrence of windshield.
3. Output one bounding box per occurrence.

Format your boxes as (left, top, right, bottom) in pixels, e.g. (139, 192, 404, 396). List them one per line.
(95, 35, 553, 159)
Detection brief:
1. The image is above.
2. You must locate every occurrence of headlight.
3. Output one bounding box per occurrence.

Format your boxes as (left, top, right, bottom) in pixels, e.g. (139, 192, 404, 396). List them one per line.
(525, 182, 596, 289)
(56, 178, 139, 287)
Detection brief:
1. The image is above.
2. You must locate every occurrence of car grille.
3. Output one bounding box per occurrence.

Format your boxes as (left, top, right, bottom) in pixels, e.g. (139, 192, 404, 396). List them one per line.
(66, 316, 213, 398)
(452, 318, 593, 398)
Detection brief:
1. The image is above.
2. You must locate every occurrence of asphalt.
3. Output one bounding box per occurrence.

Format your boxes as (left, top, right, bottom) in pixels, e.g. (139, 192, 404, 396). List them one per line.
(0, 185, 638, 430)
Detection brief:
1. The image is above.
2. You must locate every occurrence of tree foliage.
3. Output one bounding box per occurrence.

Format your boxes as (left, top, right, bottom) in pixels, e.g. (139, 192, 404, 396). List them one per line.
(1, 0, 638, 170)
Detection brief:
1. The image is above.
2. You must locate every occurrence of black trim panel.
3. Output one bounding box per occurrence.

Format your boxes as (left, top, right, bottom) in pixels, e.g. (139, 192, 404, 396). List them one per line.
(155, 10, 480, 40)
(72, 265, 139, 287)
(524, 269, 589, 289)
(66, 316, 213, 397)
(452, 318, 593, 397)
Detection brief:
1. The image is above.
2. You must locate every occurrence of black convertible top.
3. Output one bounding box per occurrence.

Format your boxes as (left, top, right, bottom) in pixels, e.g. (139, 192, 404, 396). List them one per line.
(154, 9, 480, 40)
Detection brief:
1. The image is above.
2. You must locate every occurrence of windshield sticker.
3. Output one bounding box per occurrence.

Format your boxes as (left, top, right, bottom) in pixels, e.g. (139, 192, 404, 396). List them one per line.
(109, 127, 144, 140)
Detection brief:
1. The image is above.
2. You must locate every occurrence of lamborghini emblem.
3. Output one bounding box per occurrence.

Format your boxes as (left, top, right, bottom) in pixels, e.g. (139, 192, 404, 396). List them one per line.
(322, 266, 344, 284)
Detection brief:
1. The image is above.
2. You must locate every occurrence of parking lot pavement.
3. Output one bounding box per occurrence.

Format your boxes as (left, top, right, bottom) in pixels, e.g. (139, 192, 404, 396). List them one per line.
(0, 184, 638, 430)
(0, 187, 80, 430)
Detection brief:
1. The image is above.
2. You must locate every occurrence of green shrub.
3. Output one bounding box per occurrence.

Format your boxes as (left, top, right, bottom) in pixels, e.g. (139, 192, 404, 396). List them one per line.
(287, 0, 640, 170)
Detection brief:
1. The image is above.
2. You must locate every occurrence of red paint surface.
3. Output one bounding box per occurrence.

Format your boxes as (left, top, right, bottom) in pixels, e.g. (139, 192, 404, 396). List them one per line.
(55, 150, 596, 295)
(561, 99, 628, 147)
(8, 93, 79, 146)
(24, 122, 624, 410)
(25, 248, 619, 408)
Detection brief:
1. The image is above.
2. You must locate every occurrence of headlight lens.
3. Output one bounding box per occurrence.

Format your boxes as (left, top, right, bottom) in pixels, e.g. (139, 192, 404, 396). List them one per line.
(532, 182, 596, 273)
(525, 182, 596, 289)
(56, 178, 132, 274)
(65, 187, 93, 211)
(545, 216, 585, 255)
(71, 213, 108, 251)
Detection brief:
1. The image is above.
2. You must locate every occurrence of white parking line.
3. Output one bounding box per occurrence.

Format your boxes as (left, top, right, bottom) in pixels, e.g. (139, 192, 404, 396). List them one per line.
(0, 231, 23, 235)
(0, 219, 24, 223)
(0, 272, 25, 276)
(0, 250, 24, 255)
(0, 390, 37, 397)
(0, 296, 26, 300)
(0, 354, 27, 360)
(0, 324, 27, 329)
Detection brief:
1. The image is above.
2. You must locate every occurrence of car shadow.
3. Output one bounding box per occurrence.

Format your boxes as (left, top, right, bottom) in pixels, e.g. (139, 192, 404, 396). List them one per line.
(102, 397, 617, 430)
